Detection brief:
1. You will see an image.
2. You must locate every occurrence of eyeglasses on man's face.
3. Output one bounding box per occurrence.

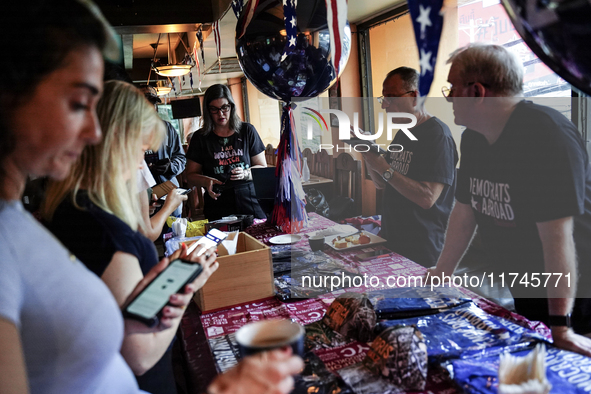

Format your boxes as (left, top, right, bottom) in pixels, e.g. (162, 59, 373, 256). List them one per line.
(442, 82, 489, 101)
(209, 104, 231, 114)
(377, 90, 416, 105)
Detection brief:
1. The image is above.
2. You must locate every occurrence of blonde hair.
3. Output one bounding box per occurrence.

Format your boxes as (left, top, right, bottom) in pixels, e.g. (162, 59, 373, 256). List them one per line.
(447, 43, 523, 96)
(43, 80, 165, 231)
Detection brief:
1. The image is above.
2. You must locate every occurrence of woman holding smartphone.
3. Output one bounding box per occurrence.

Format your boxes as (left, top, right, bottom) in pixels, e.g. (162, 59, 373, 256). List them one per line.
(0, 1, 206, 392)
(42, 80, 218, 394)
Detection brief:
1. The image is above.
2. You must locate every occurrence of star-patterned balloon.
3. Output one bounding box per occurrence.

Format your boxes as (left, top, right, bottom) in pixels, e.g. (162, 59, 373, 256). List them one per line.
(408, 0, 444, 97)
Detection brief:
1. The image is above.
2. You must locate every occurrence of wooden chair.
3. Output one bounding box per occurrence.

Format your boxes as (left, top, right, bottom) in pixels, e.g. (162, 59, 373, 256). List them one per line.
(312, 149, 333, 179)
(332, 153, 362, 218)
(265, 144, 276, 167)
(302, 148, 314, 175)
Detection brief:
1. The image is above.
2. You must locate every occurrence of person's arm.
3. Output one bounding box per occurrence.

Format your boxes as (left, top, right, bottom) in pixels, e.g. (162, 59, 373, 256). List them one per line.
(231, 152, 267, 181)
(537, 217, 591, 357)
(139, 190, 187, 242)
(185, 160, 222, 200)
(428, 201, 477, 277)
(0, 318, 29, 394)
(101, 252, 178, 375)
(366, 160, 387, 190)
(166, 126, 186, 177)
(207, 347, 303, 394)
(362, 152, 444, 210)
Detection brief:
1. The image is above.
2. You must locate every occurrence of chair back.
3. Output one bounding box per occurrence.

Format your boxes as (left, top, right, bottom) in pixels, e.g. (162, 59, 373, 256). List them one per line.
(265, 144, 277, 166)
(302, 148, 314, 174)
(332, 153, 362, 217)
(312, 149, 333, 178)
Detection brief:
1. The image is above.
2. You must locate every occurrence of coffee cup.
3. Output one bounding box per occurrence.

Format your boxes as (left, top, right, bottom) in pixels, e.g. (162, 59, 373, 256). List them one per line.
(309, 236, 325, 252)
(235, 319, 305, 358)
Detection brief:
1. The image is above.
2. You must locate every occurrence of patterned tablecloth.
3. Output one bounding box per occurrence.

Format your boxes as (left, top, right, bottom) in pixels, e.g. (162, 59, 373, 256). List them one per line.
(178, 213, 550, 393)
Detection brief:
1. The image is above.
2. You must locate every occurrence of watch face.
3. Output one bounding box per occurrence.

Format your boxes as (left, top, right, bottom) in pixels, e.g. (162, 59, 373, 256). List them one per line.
(383, 169, 392, 180)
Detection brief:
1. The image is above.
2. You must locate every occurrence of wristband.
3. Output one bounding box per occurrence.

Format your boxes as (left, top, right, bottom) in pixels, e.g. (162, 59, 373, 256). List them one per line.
(548, 314, 572, 327)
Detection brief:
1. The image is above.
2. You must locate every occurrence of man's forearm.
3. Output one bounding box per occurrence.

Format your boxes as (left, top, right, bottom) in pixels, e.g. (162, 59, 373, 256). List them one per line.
(537, 217, 577, 316)
(433, 201, 477, 274)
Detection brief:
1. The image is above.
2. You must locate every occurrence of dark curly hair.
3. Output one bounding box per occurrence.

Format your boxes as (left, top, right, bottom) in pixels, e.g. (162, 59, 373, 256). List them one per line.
(0, 0, 117, 192)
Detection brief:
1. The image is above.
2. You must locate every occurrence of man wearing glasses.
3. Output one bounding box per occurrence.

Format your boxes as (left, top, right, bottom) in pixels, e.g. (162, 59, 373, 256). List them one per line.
(429, 43, 591, 356)
(363, 67, 458, 267)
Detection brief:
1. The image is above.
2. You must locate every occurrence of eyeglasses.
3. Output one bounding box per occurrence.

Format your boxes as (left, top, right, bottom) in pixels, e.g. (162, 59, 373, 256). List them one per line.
(442, 82, 489, 101)
(209, 104, 231, 114)
(377, 91, 416, 105)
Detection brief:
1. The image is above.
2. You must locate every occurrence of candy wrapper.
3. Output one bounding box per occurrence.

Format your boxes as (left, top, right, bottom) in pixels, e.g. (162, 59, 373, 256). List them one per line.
(369, 286, 471, 319)
(379, 303, 545, 362)
(292, 351, 355, 394)
(362, 325, 428, 391)
(323, 292, 377, 343)
(304, 320, 350, 351)
(450, 345, 591, 394)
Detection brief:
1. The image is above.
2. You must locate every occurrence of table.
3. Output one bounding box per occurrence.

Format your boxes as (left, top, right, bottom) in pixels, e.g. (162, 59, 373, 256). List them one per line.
(177, 213, 551, 393)
(302, 174, 333, 203)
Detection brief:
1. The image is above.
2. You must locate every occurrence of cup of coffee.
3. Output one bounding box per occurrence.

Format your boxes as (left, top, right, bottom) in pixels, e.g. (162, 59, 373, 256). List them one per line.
(309, 236, 325, 252)
(235, 319, 305, 358)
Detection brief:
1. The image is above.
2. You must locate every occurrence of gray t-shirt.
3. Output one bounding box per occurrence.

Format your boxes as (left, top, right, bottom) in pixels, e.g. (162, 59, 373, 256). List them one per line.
(0, 200, 142, 393)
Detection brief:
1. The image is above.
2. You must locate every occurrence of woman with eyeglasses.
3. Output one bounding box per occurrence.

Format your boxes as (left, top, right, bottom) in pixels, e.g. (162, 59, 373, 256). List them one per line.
(185, 84, 267, 221)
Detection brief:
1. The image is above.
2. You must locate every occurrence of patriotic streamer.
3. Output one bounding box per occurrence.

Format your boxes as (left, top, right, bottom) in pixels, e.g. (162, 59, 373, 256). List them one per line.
(193, 34, 203, 90)
(213, 21, 222, 73)
(235, 0, 261, 39)
(231, 0, 244, 18)
(408, 0, 444, 97)
(325, 0, 348, 78)
(279, 0, 298, 62)
(271, 103, 308, 233)
(196, 27, 205, 67)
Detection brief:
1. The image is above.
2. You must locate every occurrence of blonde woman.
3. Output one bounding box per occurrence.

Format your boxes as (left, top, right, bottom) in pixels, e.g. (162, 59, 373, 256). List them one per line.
(42, 80, 219, 394)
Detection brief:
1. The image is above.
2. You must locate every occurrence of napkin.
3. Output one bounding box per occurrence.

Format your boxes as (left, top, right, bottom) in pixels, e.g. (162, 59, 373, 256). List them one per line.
(172, 218, 187, 238)
(498, 344, 551, 394)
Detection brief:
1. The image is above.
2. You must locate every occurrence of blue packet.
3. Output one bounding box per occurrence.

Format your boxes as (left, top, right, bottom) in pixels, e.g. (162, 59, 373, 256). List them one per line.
(369, 287, 471, 319)
(379, 303, 544, 362)
(450, 346, 591, 394)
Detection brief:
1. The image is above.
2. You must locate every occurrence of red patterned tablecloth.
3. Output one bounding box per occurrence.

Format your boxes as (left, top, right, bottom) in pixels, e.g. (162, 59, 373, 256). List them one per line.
(178, 213, 550, 393)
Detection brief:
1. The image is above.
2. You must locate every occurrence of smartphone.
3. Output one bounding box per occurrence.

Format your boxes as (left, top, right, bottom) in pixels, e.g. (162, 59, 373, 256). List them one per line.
(186, 228, 228, 256)
(158, 188, 191, 201)
(355, 248, 391, 261)
(123, 258, 203, 326)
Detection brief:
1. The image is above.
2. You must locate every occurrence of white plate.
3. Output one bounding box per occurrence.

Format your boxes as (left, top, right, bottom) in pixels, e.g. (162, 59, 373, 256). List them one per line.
(269, 234, 302, 245)
(325, 231, 387, 251)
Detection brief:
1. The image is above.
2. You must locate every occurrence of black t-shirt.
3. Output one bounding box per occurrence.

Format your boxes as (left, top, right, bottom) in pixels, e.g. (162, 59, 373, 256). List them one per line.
(46, 192, 159, 277)
(382, 117, 458, 267)
(186, 122, 265, 187)
(456, 100, 591, 298)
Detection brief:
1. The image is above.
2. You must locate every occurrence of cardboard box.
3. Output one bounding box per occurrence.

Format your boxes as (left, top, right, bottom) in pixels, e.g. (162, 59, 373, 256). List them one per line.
(193, 232, 273, 312)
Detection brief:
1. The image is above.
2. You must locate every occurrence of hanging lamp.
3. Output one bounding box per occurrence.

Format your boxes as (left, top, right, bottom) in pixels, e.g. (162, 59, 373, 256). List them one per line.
(152, 33, 192, 77)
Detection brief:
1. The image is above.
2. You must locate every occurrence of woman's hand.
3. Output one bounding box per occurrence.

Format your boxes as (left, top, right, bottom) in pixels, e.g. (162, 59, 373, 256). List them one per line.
(179, 244, 219, 292)
(161, 188, 187, 212)
(123, 257, 191, 335)
(207, 347, 303, 394)
(230, 166, 251, 181)
(203, 176, 223, 200)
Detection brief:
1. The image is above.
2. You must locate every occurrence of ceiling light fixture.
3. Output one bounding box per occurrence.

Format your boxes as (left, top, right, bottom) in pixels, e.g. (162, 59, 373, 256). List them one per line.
(154, 80, 172, 96)
(153, 64, 193, 77)
(152, 33, 193, 77)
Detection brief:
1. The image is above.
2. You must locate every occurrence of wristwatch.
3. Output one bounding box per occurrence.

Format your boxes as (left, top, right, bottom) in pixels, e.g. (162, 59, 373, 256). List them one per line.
(548, 314, 572, 327)
(382, 168, 395, 181)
